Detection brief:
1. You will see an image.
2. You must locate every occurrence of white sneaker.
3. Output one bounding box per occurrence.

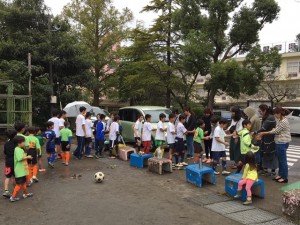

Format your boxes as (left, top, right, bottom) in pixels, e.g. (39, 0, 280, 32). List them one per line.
(175, 163, 183, 167)
(214, 171, 220, 175)
(32, 176, 39, 182)
(181, 162, 188, 166)
(222, 170, 231, 175)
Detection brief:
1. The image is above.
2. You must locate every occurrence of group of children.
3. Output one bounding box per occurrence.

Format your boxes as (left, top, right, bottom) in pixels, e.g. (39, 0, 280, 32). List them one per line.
(133, 112, 259, 205)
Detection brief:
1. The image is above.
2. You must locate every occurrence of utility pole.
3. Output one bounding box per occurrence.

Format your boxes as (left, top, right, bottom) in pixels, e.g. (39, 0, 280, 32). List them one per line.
(28, 53, 32, 96)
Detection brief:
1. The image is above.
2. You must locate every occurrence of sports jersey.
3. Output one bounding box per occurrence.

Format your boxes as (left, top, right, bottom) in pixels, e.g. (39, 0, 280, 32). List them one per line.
(42, 129, 56, 150)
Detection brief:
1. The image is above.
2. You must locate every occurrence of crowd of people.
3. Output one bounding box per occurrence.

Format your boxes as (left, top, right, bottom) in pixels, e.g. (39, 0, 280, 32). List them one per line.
(2, 104, 292, 205)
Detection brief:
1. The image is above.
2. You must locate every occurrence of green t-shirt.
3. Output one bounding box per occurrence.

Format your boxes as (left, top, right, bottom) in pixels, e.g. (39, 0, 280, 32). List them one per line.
(60, 128, 72, 142)
(36, 135, 45, 147)
(17, 133, 29, 147)
(193, 127, 204, 144)
(14, 147, 29, 178)
(27, 135, 41, 150)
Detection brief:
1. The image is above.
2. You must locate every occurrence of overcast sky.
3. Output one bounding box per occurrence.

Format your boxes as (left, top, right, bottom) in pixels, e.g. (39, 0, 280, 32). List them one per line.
(44, 0, 300, 45)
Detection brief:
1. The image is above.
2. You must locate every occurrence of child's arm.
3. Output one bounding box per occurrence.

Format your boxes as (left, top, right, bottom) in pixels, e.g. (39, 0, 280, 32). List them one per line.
(242, 164, 249, 179)
(15, 149, 32, 162)
(215, 137, 229, 146)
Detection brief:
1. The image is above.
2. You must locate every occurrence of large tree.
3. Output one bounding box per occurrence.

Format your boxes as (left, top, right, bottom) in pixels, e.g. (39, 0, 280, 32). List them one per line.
(63, 0, 133, 106)
(174, 0, 280, 108)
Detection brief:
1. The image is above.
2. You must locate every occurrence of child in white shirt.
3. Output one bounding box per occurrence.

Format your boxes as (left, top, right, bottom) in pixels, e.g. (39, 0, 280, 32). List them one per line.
(84, 112, 94, 158)
(174, 115, 187, 167)
(109, 115, 120, 158)
(167, 114, 176, 161)
(142, 114, 152, 154)
(154, 113, 167, 157)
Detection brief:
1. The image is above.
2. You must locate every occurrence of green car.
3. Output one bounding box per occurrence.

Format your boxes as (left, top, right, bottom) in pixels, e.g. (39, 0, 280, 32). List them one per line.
(119, 106, 172, 145)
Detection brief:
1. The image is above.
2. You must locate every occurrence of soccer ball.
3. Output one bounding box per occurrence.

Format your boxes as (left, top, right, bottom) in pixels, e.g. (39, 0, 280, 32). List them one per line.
(94, 172, 105, 183)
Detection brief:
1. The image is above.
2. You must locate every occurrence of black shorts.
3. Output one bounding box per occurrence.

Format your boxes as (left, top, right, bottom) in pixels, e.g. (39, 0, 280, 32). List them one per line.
(15, 176, 26, 185)
(27, 148, 38, 165)
(193, 142, 203, 154)
(168, 143, 175, 150)
(85, 137, 92, 145)
(175, 138, 184, 153)
(61, 141, 70, 151)
(5, 166, 14, 178)
(46, 148, 56, 154)
(212, 151, 226, 161)
(55, 137, 61, 145)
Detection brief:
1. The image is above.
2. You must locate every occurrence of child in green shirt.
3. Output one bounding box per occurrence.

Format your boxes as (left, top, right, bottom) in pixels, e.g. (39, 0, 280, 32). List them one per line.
(10, 136, 33, 202)
(35, 127, 46, 172)
(60, 121, 73, 166)
(193, 120, 209, 163)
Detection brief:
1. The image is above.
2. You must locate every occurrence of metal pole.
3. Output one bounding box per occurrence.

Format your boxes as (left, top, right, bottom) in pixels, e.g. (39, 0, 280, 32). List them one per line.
(28, 53, 32, 96)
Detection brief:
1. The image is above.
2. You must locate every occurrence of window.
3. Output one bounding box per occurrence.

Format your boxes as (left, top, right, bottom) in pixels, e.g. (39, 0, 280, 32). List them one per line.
(221, 96, 226, 100)
(123, 109, 135, 122)
(143, 109, 171, 123)
(263, 46, 269, 52)
(287, 62, 300, 77)
(274, 44, 282, 51)
(196, 78, 204, 83)
(292, 109, 300, 117)
(289, 43, 297, 51)
(287, 94, 297, 100)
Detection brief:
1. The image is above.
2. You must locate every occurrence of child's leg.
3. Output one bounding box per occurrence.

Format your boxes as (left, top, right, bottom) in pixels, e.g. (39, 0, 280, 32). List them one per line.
(50, 153, 57, 164)
(99, 140, 104, 155)
(245, 179, 255, 197)
(238, 179, 247, 191)
(61, 151, 66, 163)
(212, 160, 219, 171)
(11, 184, 21, 198)
(32, 164, 38, 177)
(221, 156, 227, 171)
(180, 151, 185, 163)
(47, 153, 51, 163)
(174, 153, 179, 164)
(65, 152, 70, 163)
(26, 165, 33, 184)
(21, 183, 28, 194)
(4, 177, 11, 191)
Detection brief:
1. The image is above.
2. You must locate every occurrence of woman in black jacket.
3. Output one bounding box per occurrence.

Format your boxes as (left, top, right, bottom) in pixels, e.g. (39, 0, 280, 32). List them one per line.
(202, 108, 213, 163)
(254, 104, 278, 175)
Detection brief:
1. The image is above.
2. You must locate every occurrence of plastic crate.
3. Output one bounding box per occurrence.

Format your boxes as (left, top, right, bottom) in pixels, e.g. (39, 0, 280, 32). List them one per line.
(225, 173, 265, 201)
(130, 153, 152, 168)
(186, 164, 216, 188)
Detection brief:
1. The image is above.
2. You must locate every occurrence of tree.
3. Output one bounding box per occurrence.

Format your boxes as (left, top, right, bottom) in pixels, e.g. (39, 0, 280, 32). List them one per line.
(0, 0, 91, 125)
(63, 0, 133, 106)
(174, 0, 280, 108)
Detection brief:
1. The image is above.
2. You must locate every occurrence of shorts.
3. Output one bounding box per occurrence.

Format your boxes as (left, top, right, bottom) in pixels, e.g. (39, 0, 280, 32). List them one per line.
(175, 138, 184, 153)
(27, 148, 38, 165)
(212, 151, 226, 161)
(61, 141, 70, 151)
(193, 142, 203, 154)
(168, 143, 175, 150)
(46, 148, 56, 154)
(5, 166, 14, 178)
(155, 140, 166, 147)
(15, 176, 26, 185)
(85, 137, 92, 145)
(143, 141, 151, 148)
(55, 137, 61, 145)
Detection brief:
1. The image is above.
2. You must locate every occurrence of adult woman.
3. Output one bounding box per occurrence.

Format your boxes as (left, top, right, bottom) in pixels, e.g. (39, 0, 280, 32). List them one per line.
(253, 105, 277, 175)
(258, 107, 291, 183)
(184, 107, 196, 159)
(228, 106, 244, 168)
(202, 108, 213, 163)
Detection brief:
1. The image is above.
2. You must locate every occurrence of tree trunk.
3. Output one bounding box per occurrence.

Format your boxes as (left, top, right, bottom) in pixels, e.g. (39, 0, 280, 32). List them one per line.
(207, 88, 217, 109)
(93, 88, 100, 106)
(165, 0, 172, 109)
(166, 88, 171, 108)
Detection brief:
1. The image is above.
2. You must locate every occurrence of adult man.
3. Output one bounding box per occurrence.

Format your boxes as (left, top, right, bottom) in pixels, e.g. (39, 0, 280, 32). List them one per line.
(184, 107, 196, 159)
(73, 106, 87, 159)
(48, 109, 64, 159)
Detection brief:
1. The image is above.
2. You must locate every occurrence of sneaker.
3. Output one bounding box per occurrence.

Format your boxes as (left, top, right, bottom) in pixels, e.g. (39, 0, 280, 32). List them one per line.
(202, 158, 208, 163)
(109, 156, 116, 159)
(48, 162, 54, 168)
(186, 157, 191, 160)
(175, 163, 183, 167)
(32, 176, 39, 183)
(2, 191, 11, 198)
(270, 172, 276, 177)
(23, 193, 33, 199)
(39, 168, 46, 172)
(65, 162, 69, 166)
(243, 199, 252, 205)
(181, 162, 188, 166)
(222, 170, 231, 175)
(94, 154, 99, 159)
(214, 171, 220, 175)
(10, 196, 20, 202)
(62, 161, 66, 165)
(85, 155, 94, 158)
(26, 179, 33, 187)
(259, 170, 268, 175)
(234, 191, 241, 199)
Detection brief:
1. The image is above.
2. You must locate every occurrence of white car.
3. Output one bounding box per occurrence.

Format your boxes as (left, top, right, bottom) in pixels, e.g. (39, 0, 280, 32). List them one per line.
(283, 107, 300, 135)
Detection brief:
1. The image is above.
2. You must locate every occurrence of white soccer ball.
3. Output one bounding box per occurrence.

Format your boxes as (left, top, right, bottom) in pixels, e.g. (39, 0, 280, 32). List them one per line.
(94, 172, 105, 183)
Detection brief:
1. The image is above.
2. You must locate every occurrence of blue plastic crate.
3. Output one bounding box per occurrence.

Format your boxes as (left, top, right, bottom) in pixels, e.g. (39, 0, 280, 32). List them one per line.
(186, 164, 216, 188)
(130, 153, 152, 168)
(225, 173, 265, 201)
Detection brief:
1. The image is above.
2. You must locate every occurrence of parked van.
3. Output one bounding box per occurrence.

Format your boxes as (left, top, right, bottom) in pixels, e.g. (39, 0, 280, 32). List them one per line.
(282, 107, 300, 135)
(119, 106, 172, 144)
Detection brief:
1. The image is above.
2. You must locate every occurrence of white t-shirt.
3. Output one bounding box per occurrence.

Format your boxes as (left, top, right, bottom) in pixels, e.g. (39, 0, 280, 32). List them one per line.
(76, 114, 86, 137)
(59, 118, 65, 128)
(176, 122, 187, 139)
(109, 122, 119, 141)
(85, 119, 93, 138)
(143, 122, 152, 141)
(48, 117, 61, 137)
(155, 121, 165, 141)
(167, 122, 176, 144)
(212, 126, 226, 152)
(134, 120, 142, 138)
